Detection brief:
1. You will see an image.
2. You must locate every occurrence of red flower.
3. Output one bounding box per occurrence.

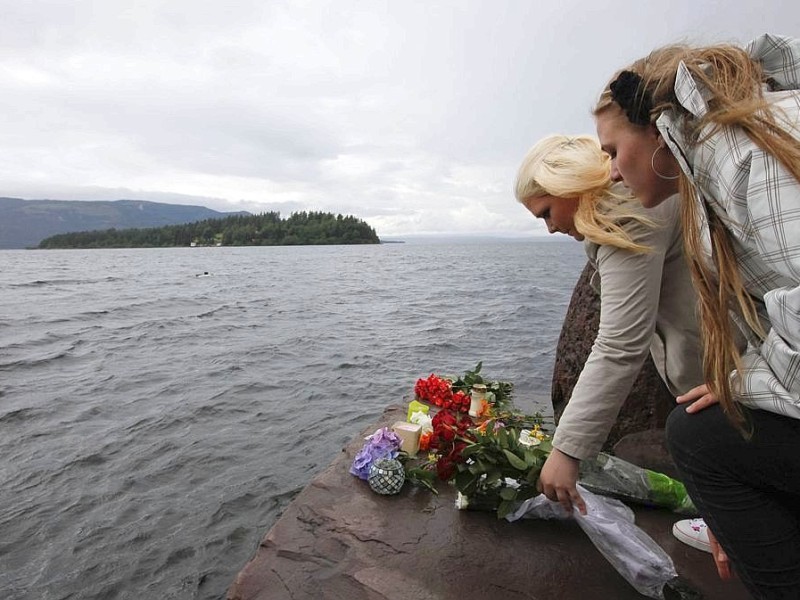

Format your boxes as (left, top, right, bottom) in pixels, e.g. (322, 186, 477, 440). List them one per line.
(435, 440, 470, 481)
(452, 390, 470, 413)
(433, 410, 456, 428)
(414, 372, 479, 481)
(449, 440, 468, 462)
(456, 414, 473, 434)
(436, 456, 456, 481)
(414, 374, 456, 409)
(428, 408, 475, 462)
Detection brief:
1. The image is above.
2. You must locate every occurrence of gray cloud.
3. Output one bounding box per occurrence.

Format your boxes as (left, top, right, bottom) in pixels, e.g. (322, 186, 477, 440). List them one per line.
(0, 0, 797, 237)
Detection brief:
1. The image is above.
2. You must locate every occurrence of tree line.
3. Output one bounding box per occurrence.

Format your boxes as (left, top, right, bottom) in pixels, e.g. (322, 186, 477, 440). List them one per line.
(37, 211, 381, 248)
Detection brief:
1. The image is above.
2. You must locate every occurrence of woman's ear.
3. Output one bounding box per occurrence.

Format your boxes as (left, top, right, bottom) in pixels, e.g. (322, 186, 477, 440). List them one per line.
(652, 126, 665, 146)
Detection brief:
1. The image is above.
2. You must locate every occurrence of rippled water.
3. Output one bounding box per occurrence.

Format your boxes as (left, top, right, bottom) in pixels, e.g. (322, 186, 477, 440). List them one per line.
(0, 241, 585, 600)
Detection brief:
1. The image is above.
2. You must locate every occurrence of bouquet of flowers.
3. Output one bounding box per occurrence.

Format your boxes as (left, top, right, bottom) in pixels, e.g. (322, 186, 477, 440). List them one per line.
(453, 422, 552, 518)
(371, 364, 699, 599)
(414, 362, 514, 415)
(401, 363, 697, 518)
(402, 364, 549, 512)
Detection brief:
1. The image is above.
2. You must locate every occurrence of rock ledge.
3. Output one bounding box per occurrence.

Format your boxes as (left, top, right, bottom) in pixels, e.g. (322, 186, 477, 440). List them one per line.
(227, 405, 748, 600)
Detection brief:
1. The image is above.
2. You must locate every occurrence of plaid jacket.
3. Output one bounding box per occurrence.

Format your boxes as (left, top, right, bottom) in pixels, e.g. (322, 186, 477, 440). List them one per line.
(657, 33, 800, 417)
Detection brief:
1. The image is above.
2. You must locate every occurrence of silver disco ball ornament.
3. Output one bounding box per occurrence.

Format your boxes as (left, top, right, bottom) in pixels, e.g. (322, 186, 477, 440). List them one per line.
(368, 458, 405, 495)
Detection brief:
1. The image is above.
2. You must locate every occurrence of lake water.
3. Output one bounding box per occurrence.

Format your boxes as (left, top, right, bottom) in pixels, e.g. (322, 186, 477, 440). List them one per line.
(0, 241, 586, 599)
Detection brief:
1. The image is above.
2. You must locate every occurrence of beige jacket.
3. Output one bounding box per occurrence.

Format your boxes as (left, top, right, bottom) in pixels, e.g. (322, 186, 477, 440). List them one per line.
(552, 195, 704, 460)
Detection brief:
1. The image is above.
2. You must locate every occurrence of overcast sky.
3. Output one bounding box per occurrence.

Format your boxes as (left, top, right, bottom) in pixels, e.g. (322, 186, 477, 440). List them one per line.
(1, 1, 798, 237)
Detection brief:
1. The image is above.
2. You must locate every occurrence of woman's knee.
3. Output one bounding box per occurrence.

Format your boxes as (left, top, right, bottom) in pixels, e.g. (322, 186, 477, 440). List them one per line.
(666, 405, 699, 451)
(665, 404, 723, 468)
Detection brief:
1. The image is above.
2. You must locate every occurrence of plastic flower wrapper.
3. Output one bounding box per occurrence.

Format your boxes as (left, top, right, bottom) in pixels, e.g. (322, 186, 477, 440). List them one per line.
(409, 410, 433, 435)
(350, 427, 402, 481)
(406, 400, 429, 422)
(506, 485, 682, 599)
(578, 453, 698, 515)
(418, 430, 433, 451)
(410, 410, 435, 451)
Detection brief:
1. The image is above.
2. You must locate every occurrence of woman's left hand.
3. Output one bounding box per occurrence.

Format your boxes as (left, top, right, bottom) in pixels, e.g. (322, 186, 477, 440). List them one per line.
(676, 384, 719, 413)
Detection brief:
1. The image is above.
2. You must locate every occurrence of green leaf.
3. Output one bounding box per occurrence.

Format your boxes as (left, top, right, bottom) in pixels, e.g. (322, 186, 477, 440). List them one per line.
(502, 449, 528, 471)
(455, 471, 479, 496)
(404, 468, 440, 494)
(499, 486, 518, 501)
(497, 500, 514, 519)
(468, 460, 486, 475)
(498, 429, 510, 450)
(525, 466, 542, 484)
(485, 467, 503, 483)
(461, 444, 481, 458)
(522, 449, 536, 468)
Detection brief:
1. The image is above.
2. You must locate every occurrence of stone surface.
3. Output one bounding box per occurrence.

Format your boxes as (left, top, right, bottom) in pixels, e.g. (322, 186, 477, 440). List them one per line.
(227, 405, 749, 600)
(551, 261, 676, 451)
(614, 429, 680, 480)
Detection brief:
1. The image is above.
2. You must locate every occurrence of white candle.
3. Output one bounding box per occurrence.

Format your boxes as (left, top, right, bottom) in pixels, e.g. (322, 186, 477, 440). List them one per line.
(469, 384, 487, 417)
(391, 421, 422, 456)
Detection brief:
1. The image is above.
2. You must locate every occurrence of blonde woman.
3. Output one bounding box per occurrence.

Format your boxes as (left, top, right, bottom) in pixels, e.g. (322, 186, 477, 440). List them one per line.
(594, 33, 800, 596)
(515, 135, 703, 515)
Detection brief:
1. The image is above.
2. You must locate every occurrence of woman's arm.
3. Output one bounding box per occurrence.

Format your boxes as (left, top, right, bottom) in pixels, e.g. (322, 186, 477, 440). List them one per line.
(552, 198, 678, 460)
(540, 199, 681, 512)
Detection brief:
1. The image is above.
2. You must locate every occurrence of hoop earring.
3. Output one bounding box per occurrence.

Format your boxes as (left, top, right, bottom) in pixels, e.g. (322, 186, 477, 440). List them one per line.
(651, 146, 679, 180)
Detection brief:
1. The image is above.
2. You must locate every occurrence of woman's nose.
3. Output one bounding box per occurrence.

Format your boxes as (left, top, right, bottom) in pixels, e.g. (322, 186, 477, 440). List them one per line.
(610, 161, 623, 182)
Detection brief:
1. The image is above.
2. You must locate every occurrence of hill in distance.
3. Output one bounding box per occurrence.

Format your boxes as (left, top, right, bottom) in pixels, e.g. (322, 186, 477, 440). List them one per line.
(0, 197, 250, 249)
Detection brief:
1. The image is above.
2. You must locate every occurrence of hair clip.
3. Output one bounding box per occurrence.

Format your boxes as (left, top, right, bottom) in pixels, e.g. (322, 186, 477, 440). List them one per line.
(609, 70, 652, 126)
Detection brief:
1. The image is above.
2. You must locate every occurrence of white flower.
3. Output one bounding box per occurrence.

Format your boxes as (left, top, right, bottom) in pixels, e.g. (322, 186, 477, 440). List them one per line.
(518, 429, 541, 447)
(409, 410, 433, 434)
(455, 492, 469, 510)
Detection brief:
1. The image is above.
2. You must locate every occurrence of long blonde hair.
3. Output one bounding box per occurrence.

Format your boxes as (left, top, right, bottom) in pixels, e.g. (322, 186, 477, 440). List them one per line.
(595, 42, 800, 428)
(514, 134, 653, 252)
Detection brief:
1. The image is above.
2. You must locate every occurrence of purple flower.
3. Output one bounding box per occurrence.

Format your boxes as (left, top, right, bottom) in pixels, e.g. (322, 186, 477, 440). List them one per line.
(350, 427, 402, 480)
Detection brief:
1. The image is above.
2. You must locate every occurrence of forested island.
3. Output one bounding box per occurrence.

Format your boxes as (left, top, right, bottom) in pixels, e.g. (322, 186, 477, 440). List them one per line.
(37, 211, 381, 248)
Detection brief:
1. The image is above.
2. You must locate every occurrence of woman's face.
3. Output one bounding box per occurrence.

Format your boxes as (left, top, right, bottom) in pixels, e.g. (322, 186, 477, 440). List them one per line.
(595, 105, 680, 207)
(521, 194, 584, 241)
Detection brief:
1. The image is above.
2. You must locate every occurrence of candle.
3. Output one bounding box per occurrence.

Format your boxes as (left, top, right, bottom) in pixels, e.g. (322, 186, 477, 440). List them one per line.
(469, 383, 487, 417)
(391, 421, 422, 456)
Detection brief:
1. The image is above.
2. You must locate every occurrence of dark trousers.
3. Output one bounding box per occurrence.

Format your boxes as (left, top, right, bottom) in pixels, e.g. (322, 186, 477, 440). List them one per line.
(666, 404, 800, 599)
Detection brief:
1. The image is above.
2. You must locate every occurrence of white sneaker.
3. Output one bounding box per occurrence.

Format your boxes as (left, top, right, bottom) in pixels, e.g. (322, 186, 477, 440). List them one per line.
(672, 518, 712, 553)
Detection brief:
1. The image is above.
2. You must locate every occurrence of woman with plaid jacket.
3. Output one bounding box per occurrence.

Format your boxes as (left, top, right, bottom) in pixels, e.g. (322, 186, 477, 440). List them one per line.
(594, 33, 800, 598)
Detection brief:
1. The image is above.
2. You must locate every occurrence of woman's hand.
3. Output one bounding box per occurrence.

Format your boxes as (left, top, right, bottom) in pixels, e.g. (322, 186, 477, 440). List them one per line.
(708, 528, 735, 580)
(537, 448, 587, 515)
(676, 384, 719, 413)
